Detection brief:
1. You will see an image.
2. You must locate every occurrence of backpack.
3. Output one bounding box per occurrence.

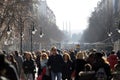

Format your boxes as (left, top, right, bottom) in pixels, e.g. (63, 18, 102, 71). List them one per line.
(95, 68, 107, 80)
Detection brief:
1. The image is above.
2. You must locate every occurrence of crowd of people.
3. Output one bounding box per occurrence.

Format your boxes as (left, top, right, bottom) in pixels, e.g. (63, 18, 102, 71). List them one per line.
(0, 45, 120, 80)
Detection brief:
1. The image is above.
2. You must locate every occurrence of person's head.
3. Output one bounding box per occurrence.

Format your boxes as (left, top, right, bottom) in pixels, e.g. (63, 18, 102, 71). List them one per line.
(90, 48, 97, 53)
(51, 46, 57, 55)
(95, 52, 103, 59)
(35, 50, 41, 56)
(7, 54, 14, 62)
(111, 50, 115, 54)
(46, 50, 50, 56)
(14, 51, 19, 56)
(63, 53, 71, 61)
(76, 51, 84, 59)
(2, 51, 6, 54)
(84, 63, 92, 71)
(25, 52, 32, 60)
(94, 52, 107, 63)
(41, 53, 48, 60)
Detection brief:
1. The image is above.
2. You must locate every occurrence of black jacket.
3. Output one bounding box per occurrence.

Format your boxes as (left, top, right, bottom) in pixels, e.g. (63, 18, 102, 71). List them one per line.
(22, 59, 35, 74)
(47, 54, 64, 73)
(92, 59, 112, 80)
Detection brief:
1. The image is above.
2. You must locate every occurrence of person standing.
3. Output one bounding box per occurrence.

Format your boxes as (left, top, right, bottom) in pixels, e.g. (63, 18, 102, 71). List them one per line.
(62, 53, 73, 80)
(73, 51, 87, 80)
(47, 46, 64, 80)
(22, 52, 36, 80)
(7, 54, 19, 75)
(93, 52, 112, 80)
(14, 51, 23, 78)
(107, 51, 118, 71)
(0, 53, 19, 80)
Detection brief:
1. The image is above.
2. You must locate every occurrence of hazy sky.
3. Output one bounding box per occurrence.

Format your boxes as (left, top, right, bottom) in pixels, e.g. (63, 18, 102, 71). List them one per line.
(46, 0, 101, 34)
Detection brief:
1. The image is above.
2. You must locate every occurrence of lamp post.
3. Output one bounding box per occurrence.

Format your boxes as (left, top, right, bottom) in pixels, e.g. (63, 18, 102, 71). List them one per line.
(7, 16, 24, 54)
(118, 29, 120, 33)
(19, 17, 24, 54)
(30, 22, 36, 53)
(39, 27, 44, 38)
(118, 21, 120, 33)
(39, 27, 44, 50)
(7, 25, 11, 35)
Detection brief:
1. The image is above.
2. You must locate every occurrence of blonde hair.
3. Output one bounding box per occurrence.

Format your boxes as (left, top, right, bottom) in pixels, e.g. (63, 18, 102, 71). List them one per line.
(41, 53, 48, 60)
(63, 53, 71, 61)
(76, 51, 85, 59)
(51, 46, 57, 51)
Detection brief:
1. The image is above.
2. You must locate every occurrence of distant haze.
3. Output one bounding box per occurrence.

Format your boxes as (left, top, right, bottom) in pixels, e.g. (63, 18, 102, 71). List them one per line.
(47, 0, 101, 34)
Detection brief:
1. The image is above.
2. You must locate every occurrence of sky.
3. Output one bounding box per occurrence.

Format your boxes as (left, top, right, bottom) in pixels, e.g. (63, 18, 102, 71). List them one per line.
(46, 0, 101, 34)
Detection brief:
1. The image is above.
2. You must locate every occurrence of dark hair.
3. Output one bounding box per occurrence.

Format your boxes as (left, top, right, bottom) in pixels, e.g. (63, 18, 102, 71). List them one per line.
(95, 52, 103, 58)
(2, 51, 6, 54)
(14, 51, 19, 56)
(111, 51, 115, 54)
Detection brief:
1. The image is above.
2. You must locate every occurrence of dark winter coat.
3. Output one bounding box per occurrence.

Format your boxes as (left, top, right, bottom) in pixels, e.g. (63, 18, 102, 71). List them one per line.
(92, 59, 112, 80)
(22, 59, 35, 74)
(62, 60, 73, 80)
(0, 54, 19, 80)
(47, 54, 64, 73)
(74, 59, 87, 80)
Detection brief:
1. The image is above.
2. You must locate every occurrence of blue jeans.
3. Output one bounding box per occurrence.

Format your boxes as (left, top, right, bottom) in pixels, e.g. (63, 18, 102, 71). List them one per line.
(51, 71, 62, 80)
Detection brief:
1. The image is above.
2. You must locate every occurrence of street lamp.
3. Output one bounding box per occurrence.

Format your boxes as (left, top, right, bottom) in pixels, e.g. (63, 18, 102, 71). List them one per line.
(108, 32, 112, 37)
(118, 22, 120, 33)
(118, 29, 120, 33)
(7, 25, 11, 35)
(30, 22, 37, 53)
(39, 27, 44, 38)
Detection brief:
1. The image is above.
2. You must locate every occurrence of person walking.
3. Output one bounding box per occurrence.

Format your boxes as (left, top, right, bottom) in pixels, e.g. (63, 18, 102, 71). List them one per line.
(22, 52, 36, 80)
(47, 46, 64, 80)
(62, 52, 73, 80)
(0, 53, 19, 80)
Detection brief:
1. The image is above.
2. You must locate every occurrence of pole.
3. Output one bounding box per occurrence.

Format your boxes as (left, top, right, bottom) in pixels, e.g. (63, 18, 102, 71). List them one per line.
(31, 28, 33, 53)
(20, 17, 23, 54)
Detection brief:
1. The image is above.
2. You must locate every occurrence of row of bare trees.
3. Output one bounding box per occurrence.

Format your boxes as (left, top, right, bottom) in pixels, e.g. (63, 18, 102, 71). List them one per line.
(0, 0, 65, 51)
(81, 0, 119, 43)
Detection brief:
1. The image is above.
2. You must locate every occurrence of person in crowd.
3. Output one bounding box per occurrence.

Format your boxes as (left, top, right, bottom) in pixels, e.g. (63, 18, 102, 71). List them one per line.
(107, 51, 118, 71)
(13, 51, 23, 78)
(22, 52, 36, 80)
(62, 52, 73, 80)
(35, 51, 42, 76)
(92, 52, 112, 80)
(86, 52, 95, 66)
(47, 46, 64, 80)
(46, 50, 51, 56)
(73, 51, 87, 80)
(114, 60, 120, 71)
(78, 63, 94, 80)
(116, 50, 120, 60)
(0, 52, 19, 80)
(7, 54, 19, 74)
(113, 60, 120, 80)
(69, 49, 76, 61)
(74, 44, 81, 54)
(38, 52, 50, 80)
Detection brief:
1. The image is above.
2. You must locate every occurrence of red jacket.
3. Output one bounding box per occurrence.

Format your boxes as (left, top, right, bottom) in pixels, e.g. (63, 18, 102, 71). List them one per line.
(107, 54, 118, 70)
